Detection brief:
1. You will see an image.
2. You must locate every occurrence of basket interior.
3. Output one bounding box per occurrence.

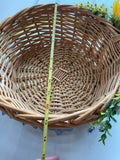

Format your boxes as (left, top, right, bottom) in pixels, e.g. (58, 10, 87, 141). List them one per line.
(0, 4, 120, 117)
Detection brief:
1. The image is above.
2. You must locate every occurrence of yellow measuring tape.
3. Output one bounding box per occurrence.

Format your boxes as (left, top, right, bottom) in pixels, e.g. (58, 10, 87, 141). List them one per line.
(41, 3, 57, 160)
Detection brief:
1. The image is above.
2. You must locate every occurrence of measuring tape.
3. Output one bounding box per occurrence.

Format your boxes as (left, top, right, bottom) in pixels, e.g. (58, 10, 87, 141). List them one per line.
(41, 3, 57, 160)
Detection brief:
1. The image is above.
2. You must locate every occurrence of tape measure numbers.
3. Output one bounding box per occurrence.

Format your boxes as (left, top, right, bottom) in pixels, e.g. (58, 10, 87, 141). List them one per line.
(41, 3, 57, 160)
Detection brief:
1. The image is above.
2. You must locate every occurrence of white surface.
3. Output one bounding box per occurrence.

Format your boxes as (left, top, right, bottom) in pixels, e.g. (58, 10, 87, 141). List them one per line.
(0, 113, 120, 160)
(0, 0, 120, 160)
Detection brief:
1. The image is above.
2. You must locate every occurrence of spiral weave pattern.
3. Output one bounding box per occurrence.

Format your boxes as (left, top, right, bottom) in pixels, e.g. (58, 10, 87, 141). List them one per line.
(0, 4, 120, 128)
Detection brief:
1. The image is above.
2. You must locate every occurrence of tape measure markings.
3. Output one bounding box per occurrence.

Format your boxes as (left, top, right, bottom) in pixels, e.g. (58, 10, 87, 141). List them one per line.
(41, 3, 58, 160)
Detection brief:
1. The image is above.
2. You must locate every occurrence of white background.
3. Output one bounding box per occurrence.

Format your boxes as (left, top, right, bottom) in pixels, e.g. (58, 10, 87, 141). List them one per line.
(0, 0, 120, 160)
(0, 112, 120, 160)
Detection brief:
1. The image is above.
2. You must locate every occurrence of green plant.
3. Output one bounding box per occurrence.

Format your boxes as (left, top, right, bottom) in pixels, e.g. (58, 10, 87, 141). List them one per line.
(76, 2, 109, 19)
(76, 1, 120, 31)
(110, 15, 120, 30)
(88, 53, 120, 145)
(89, 99, 118, 145)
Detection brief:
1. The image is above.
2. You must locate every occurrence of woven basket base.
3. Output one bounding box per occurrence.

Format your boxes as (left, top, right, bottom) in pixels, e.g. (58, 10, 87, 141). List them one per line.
(16, 46, 98, 115)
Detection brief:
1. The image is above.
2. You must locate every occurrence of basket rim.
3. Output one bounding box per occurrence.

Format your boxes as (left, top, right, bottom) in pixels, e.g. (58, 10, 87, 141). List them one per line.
(0, 3, 119, 33)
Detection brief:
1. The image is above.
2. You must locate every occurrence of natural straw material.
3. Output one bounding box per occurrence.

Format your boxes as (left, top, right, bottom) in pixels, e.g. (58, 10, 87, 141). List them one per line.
(0, 4, 120, 129)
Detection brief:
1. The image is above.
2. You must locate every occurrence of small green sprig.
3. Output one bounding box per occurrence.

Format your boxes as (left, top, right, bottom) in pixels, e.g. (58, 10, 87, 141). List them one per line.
(89, 65, 120, 145)
(89, 100, 117, 145)
(110, 14, 120, 30)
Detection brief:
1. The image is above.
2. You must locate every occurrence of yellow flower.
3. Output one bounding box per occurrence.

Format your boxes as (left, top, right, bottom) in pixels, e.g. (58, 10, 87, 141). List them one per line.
(91, 4, 93, 8)
(100, 4, 105, 8)
(76, 3, 79, 7)
(94, 4, 98, 9)
(87, 1, 90, 6)
(113, 0, 120, 19)
(87, 1, 90, 5)
(79, 3, 83, 8)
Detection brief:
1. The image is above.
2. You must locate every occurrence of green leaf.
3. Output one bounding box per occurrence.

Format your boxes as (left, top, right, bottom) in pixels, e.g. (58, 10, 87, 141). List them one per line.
(101, 134, 107, 141)
(90, 121, 99, 127)
(115, 93, 120, 96)
(112, 110, 116, 116)
(101, 112, 105, 115)
(117, 90, 120, 93)
(106, 130, 112, 137)
(106, 122, 112, 129)
(104, 101, 112, 106)
(116, 59, 120, 65)
(99, 129, 105, 132)
(98, 139, 102, 142)
(111, 116, 117, 123)
(102, 140, 106, 145)
(114, 97, 120, 100)
(110, 104, 114, 108)
(102, 117, 109, 122)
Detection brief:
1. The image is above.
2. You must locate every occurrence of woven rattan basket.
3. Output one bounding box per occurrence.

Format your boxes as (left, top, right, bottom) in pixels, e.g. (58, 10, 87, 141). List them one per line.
(0, 4, 120, 129)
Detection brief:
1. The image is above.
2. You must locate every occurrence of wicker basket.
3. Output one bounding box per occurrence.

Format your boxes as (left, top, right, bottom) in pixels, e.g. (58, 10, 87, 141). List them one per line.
(0, 4, 120, 129)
